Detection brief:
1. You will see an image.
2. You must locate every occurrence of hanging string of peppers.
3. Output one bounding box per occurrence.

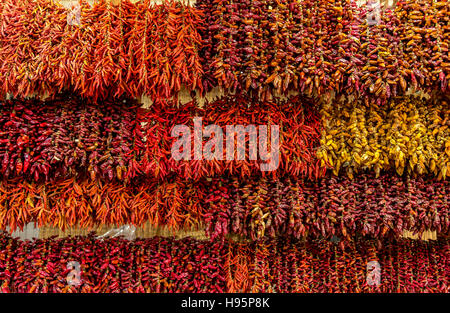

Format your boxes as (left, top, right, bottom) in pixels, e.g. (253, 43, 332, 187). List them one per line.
(0, 0, 448, 102)
(0, 233, 448, 293)
(0, 178, 208, 232)
(2, 94, 448, 182)
(0, 0, 204, 101)
(197, 0, 449, 102)
(0, 233, 228, 293)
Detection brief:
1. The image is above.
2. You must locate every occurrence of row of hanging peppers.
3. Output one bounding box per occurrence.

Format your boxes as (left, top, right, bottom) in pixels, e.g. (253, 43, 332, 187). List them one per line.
(1, 94, 449, 182)
(0, 0, 448, 102)
(0, 94, 323, 181)
(198, 0, 449, 102)
(0, 233, 448, 293)
(0, 173, 448, 239)
(319, 95, 450, 179)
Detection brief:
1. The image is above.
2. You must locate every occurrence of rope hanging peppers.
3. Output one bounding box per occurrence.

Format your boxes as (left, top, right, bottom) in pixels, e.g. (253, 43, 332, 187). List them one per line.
(1, 0, 448, 100)
(140, 95, 325, 180)
(0, 177, 208, 232)
(1, 94, 447, 183)
(0, 94, 324, 181)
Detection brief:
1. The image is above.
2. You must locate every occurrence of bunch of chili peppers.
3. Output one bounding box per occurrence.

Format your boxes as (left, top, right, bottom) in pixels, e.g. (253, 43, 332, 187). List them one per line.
(197, 0, 449, 103)
(140, 95, 325, 180)
(0, 95, 143, 182)
(394, 0, 449, 94)
(0, 233, 227, 293)
(230, 237, 449, 293)
(0, 0, 204, 101)
(0, 177, 208, 232)
(205, 173, 450, 240)
(4, 94, 449, 183)
(319, 95, 450, 179)
(0, 233, 448, 293)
